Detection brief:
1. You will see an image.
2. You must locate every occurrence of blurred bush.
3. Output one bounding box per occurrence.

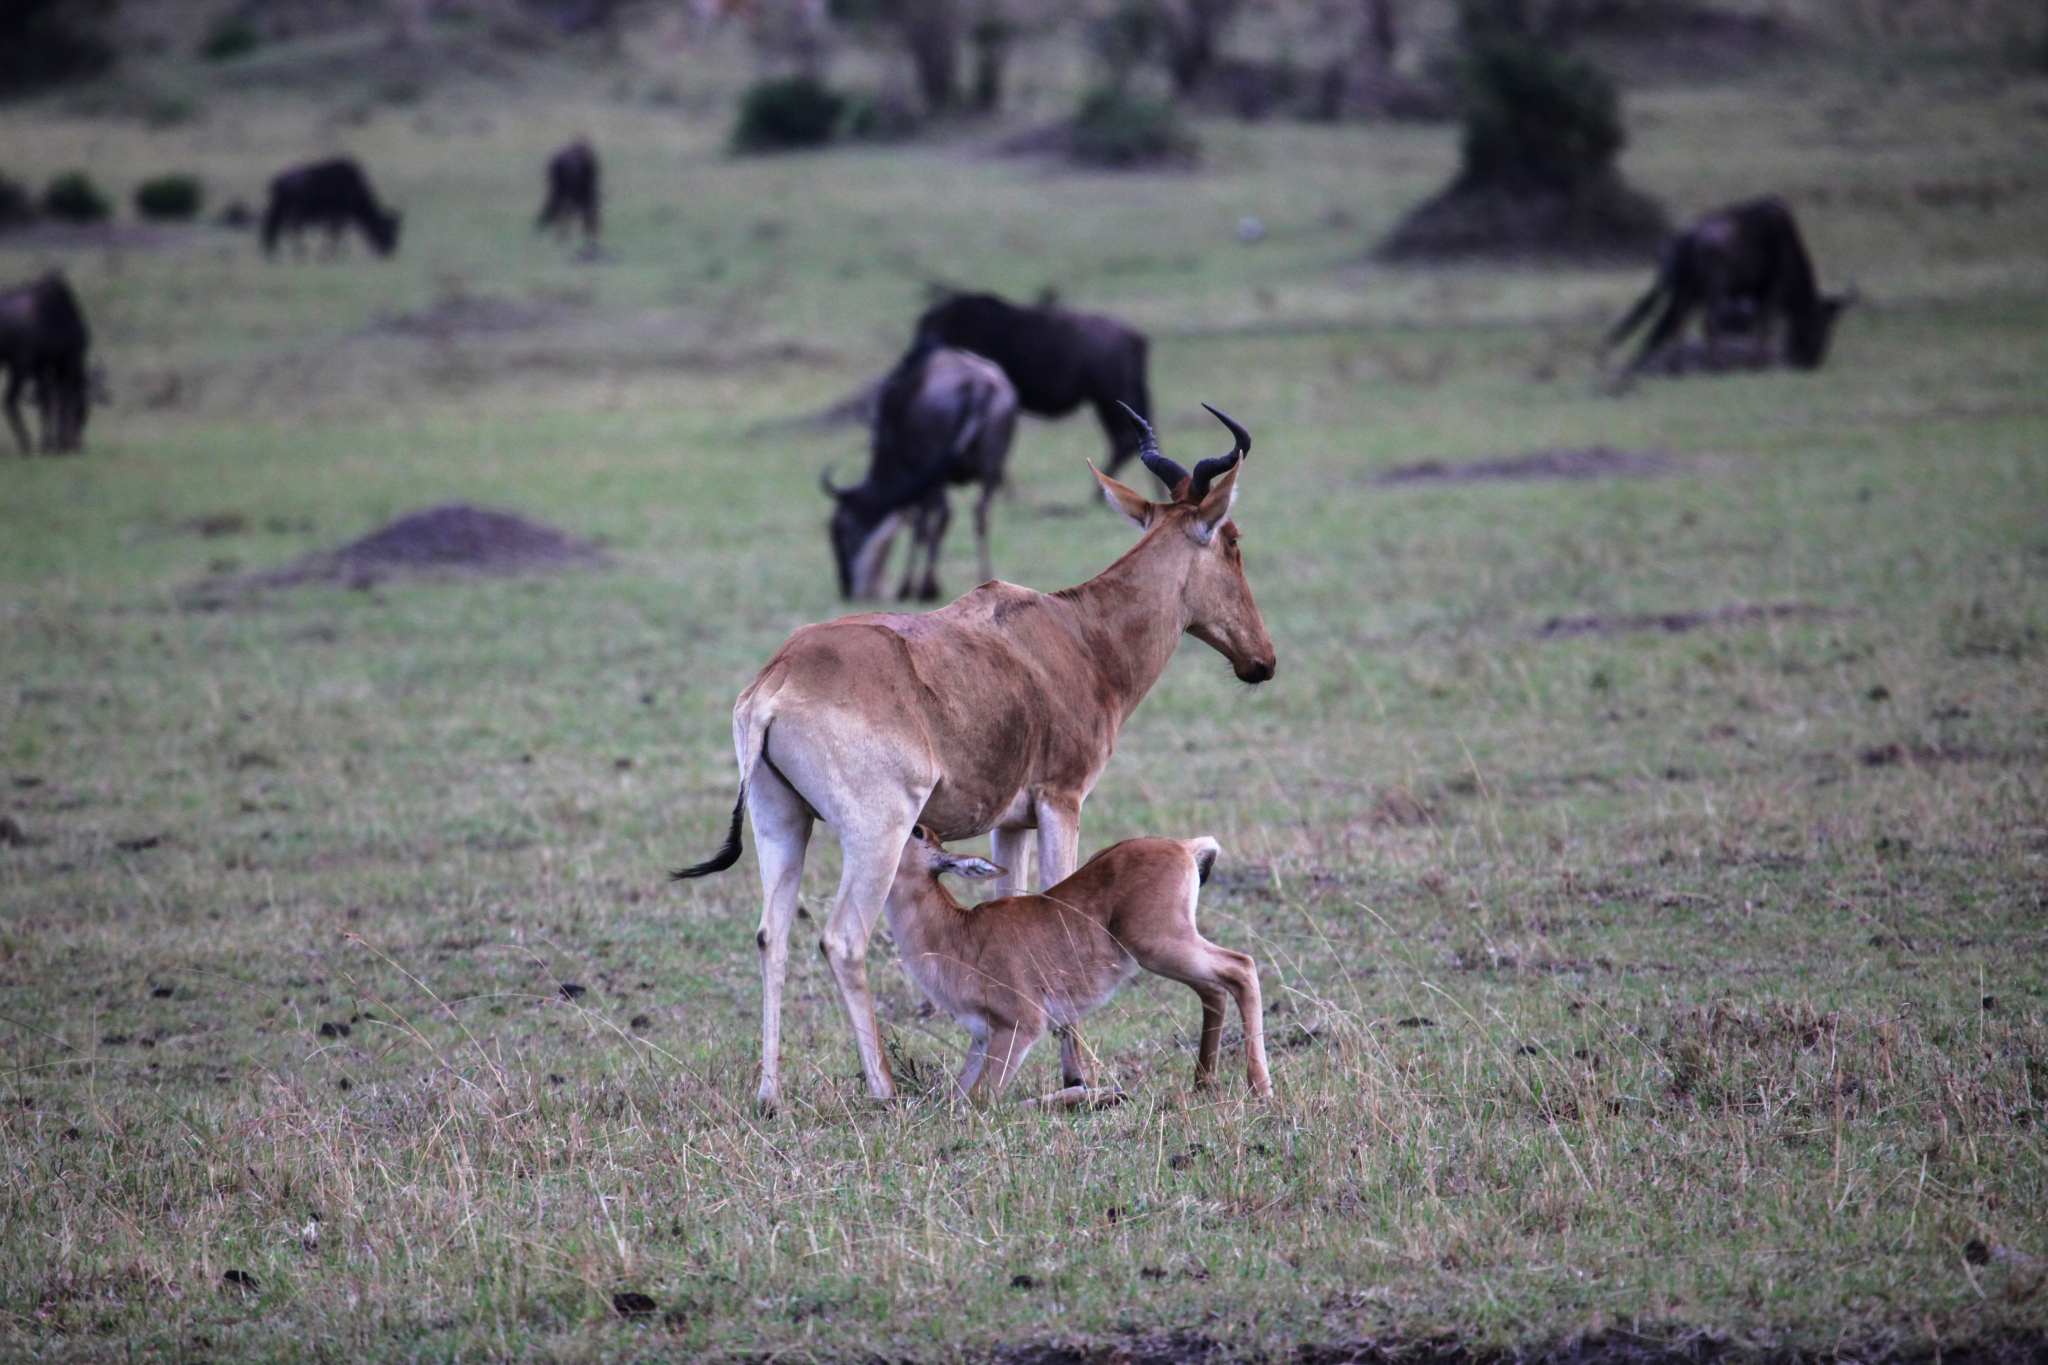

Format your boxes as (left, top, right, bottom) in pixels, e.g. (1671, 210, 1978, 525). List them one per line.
(1070, 85, 1197, 167)
(135, 174, 204, 222)
(199, 13, 261, 61)
(0, 171, 35, 229)
(1458, 33, 1622, 192)
(733, 75, 847, 151)
(42, 171, 110, 224)
(0, 0, 115, 97)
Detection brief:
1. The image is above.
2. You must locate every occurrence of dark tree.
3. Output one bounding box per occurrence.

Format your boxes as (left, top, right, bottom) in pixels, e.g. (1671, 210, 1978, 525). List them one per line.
(1377, 0, 1665, 260)
(0, 0, 115, 98)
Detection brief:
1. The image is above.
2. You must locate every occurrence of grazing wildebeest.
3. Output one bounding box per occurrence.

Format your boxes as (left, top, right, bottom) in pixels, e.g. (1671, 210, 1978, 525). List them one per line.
(261, 158, 402, 258)
(0, 272, 90, 455)
(674, 404, 1274, 1113)
(914, 291, 1151, 476)
(885, 827, 1271, 1106)
(535, 141, 600, 245)
(822, 338, 1019, 601)
(1606, 196, 1850, 377)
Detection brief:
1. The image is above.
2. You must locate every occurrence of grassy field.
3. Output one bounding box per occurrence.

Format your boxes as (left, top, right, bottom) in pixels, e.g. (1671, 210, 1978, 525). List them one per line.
(2, 19, 2046, 1363)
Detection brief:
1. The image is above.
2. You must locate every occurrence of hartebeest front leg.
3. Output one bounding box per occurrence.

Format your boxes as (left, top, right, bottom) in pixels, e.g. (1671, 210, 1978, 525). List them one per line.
(1034, 795, 1084, 889)
(990, 825, 1033, 898)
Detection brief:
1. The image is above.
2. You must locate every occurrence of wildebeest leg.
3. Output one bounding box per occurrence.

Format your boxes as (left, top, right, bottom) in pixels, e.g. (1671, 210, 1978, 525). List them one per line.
(1629, 293, 1694, 373)
(972, 478, 995, 585)
(916, 499, 949, 601)
(747, 766, 814, 1115)
(2, 368, 31, 456)
(990, 825, 1032, 898)
(893, 504, 927, 600)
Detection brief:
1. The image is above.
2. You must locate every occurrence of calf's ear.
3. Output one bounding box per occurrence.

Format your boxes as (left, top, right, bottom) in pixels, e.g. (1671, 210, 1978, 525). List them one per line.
(1091, 463, 1155, 531)
(1189, 462, 1241, 545)
(938, 854, 1005, 881)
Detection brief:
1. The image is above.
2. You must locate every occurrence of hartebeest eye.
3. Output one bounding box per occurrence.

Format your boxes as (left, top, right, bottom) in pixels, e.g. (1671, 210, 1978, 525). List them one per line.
(913, 825, 928, 840)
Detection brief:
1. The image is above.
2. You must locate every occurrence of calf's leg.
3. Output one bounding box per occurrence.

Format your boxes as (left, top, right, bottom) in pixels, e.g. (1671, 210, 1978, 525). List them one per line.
(1139, 940, 1272, 1097)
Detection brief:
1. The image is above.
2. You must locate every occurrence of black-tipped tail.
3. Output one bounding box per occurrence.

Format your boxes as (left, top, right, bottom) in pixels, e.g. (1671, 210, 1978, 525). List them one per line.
(671, 787, 746, 880)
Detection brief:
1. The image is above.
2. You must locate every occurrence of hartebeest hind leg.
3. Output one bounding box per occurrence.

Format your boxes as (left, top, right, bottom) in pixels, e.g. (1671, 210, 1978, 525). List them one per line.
(747, 769, 814, 1114)
(815, 793, 930, 1102)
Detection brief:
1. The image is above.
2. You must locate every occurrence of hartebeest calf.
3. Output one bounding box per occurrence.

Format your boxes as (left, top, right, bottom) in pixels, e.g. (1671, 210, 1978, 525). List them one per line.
(675, 404, 1274, 1113)
(887, 826, 1271, 1105)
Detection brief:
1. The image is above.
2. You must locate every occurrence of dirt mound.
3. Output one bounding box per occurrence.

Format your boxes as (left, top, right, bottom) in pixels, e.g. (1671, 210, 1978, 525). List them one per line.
(1376, 447, 1677, 484)
(1378, 176, 1669, 263)
(246, 504, 601, 590)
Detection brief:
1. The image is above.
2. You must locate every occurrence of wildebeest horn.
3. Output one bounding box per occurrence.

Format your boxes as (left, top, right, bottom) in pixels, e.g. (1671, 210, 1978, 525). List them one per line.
(1117, 401, 1189, 493)
(820, 467, 849, 499)
(1187, 404, 1251, 499)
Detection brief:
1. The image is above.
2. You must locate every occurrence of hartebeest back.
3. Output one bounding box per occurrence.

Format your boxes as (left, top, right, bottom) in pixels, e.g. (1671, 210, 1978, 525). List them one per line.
(674, 405, 1275, 1113)
(886, 827, 1271, 1105)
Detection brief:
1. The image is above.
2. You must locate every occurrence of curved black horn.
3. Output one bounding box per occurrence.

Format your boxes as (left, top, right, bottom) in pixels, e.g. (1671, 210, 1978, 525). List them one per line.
(820, 467, 850, 499)
(1117, 400, 1188, 492)
(1187, 405, 1251, 499)
(1202, 403, 1251, 458)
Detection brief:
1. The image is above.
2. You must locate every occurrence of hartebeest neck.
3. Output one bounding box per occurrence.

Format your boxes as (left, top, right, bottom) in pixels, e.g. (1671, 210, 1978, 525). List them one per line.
(1056, 529, 1199, 727)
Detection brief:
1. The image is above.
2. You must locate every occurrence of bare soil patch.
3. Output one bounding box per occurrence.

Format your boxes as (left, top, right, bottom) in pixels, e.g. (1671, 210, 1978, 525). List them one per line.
(1375, 447, 1679, 485)
(1536, 602, 1831, 638)
(999, 1331, 2048, 1365)
(230, 503, 601, 591)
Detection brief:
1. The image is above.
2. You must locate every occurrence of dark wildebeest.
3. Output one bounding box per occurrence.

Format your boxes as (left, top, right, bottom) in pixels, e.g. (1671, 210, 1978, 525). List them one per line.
(0, 272, 90, 455)
(914, 292, 1151, 476)
(535, 141, 600, 246)
(261, 158, 402, 258)
(822, 339, 1019, 601)
(1606, 197, 1850, 378)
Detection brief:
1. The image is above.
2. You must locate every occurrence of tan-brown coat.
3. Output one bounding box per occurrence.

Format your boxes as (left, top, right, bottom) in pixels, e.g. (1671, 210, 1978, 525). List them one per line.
(676, 407, 1274, 1113)
(887, 828, 1272, 1104)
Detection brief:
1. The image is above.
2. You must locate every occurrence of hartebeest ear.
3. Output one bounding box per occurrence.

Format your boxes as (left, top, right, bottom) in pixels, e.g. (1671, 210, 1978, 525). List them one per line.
(938, 854, 1005, 881)
(1091, 463, 1155, 531)
(1188, 460, 1241, 545)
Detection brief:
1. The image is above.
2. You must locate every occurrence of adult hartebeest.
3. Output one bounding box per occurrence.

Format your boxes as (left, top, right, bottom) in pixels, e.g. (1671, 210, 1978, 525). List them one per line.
(885, 826, 1271, 1106)
(823, 338, 1019, 601)
(674, 404, 1274, 1113)
(915, 292, 1152, 476)
(0, 272, 90, 455)
(1606, 196, 1851, 377)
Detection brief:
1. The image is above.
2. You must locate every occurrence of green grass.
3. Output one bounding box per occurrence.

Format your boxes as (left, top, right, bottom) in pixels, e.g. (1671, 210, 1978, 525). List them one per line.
(2, 20, 2046, 1362)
